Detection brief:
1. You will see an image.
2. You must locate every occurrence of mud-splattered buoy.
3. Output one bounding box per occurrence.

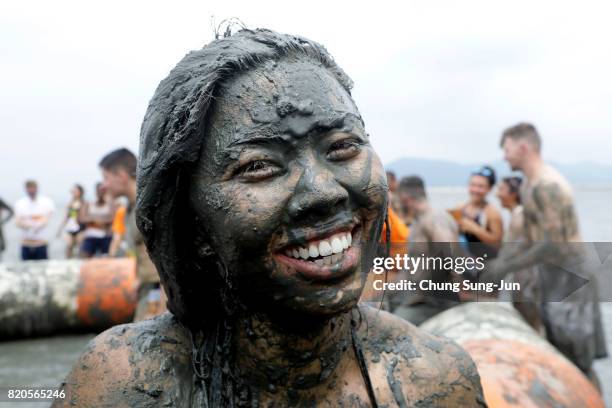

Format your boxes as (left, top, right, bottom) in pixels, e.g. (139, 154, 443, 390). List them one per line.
(0, 258, 137, 340)
(421, 303, 604, 408)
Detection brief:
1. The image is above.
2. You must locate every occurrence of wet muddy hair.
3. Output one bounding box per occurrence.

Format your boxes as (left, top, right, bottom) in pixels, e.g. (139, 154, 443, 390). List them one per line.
(136, 28, 356, 406)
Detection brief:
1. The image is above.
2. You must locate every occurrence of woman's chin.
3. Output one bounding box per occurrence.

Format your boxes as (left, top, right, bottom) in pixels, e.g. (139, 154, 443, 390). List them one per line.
(270, 284, 364, 319)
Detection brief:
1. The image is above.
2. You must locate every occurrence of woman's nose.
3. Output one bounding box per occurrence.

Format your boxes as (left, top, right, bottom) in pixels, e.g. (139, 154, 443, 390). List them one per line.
(287, 166, 348, 221)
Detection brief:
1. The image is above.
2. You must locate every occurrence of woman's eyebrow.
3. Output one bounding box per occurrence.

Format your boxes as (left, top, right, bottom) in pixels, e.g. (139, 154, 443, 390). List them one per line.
(227, 134, 289, 148)
(218, 134, 290, 167)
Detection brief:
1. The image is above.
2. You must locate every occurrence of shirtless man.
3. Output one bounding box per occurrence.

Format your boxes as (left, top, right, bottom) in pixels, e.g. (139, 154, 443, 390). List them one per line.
(390, 176, 461, 325)
(488, 122, 607, 381)
(54, 29, 485, 407)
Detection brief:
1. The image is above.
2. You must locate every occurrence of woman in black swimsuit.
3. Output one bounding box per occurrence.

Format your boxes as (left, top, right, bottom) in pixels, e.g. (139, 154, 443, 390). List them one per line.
(57, 184, 85, 258)
(453, 166, 503, 258)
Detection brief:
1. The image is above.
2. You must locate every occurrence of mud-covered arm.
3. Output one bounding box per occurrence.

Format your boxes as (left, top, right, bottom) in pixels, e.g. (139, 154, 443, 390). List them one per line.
(484, 183, 566, 281)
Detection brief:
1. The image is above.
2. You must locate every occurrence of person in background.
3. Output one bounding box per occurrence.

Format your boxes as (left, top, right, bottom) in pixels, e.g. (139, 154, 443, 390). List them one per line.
(109, 196, 128, 257)
(362, 199, 410, 302)
(496, 176, 523, 241)
(386, 171, 402, 216)
(14, 180, 55, 261)
(0, 197, 14, 260)
(451, 165, 503, 257)
(99, 148, 163, 321)
(391, 175, 461, 325)
(57, 184, 85, 258)
(496, 176, 542, 332)
(487, 122, 607, 386)
(80, 183, 114, 258)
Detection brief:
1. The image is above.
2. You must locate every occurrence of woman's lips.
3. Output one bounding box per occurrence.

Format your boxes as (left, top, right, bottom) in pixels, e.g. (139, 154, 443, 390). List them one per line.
(274, 228, 360, 281)
(275, 245, 359, 281)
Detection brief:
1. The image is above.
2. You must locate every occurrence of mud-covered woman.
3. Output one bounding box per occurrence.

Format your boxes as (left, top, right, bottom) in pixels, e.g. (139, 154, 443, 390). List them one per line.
(54, 29, 486, 408)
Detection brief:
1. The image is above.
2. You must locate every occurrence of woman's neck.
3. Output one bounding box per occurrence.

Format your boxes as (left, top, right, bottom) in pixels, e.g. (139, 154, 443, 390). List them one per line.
(232, 309, 354, 393)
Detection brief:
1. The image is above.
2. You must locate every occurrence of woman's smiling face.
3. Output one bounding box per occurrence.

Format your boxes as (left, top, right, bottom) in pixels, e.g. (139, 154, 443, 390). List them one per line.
(189, 57, 387, 317)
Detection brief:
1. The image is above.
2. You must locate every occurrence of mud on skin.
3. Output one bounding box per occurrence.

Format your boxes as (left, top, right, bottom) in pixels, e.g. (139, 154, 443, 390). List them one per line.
(53, 29, 486, 407)
(55, 309, 485, 407)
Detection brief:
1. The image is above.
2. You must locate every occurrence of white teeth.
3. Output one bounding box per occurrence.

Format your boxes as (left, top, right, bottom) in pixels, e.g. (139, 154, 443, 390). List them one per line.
(309, 244, 319, 258)
(331, 237, 343, 254)
(299, 247, 309, 259)
(319, 240, 332, 257)
(314, 259, 324, 266)
(284, 232, 353, 262)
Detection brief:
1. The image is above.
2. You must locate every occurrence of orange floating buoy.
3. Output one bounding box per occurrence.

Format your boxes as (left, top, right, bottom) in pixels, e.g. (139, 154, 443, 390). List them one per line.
(0, 258, 137, 340)
(76, 258, 137, 329)
(464, 338, 603, 408)
(421, 303, 604, 408)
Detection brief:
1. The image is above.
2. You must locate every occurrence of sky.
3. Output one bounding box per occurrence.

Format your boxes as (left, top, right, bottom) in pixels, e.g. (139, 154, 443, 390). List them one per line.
(1, 0, 611, 201)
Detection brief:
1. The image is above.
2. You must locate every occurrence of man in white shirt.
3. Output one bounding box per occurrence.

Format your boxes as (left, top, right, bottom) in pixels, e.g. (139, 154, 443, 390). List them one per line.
(14, 180, 55, 260)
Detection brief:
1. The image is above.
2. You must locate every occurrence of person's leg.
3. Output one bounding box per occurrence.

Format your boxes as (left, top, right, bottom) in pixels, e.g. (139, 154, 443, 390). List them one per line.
(91, 238, 104, 256)
(65, 233, 76, 259)
(80, 238, 94, 258)
(100, 236, 112, 255)
(21, 246, 30, 261)
(39, 245, 48, 260)
(30, 245, 47, 260)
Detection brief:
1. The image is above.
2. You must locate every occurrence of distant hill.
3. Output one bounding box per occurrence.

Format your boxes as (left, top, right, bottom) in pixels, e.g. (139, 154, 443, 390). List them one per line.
(385, 158, 612, 187)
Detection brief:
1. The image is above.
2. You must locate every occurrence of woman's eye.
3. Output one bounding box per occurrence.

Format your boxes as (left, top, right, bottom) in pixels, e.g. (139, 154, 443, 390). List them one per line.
(327, 139, 362, 161)
(236, 160, 281, 180)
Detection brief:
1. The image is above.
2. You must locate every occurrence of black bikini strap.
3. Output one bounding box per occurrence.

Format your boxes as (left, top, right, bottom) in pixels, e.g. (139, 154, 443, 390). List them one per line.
(351, 324, 379, 408)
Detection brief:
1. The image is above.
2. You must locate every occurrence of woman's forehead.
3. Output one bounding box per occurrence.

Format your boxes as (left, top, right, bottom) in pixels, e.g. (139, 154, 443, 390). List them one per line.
(208, 58, 362, 146)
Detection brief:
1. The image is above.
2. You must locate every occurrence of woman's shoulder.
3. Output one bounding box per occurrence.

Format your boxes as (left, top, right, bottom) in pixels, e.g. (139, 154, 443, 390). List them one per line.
(53, 313, 194, 408)
(358, 305, 486, 407)
(484, 202, 502, 218)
